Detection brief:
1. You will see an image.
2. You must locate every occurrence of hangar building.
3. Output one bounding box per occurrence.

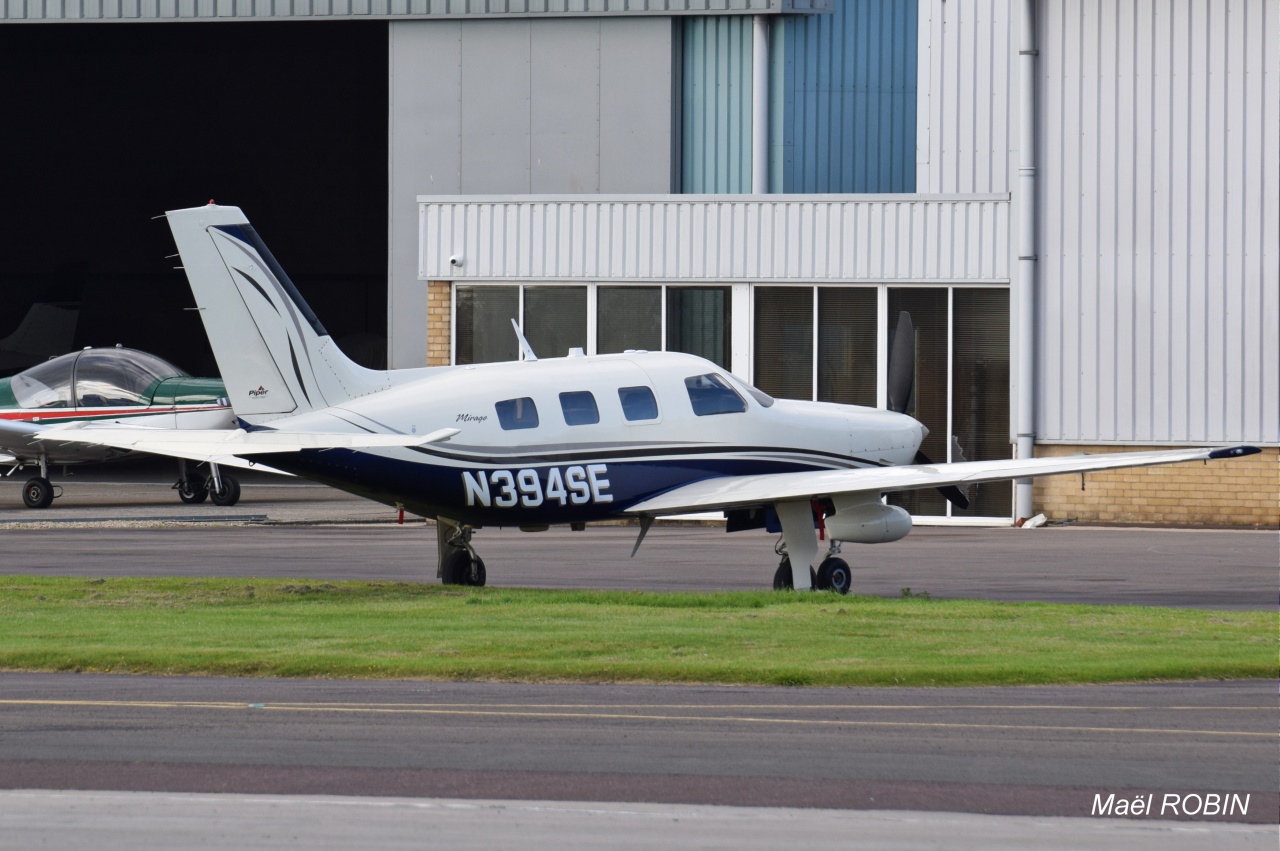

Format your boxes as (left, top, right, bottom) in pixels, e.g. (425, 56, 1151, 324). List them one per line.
(1, 0, 1275, 525)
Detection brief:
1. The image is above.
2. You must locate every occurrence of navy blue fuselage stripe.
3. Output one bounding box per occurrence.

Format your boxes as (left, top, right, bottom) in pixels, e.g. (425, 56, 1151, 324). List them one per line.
(253, 449, 827, 526)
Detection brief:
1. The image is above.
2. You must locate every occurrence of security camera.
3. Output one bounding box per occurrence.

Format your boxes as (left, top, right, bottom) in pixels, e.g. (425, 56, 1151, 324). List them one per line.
(448, 255, 463, 267)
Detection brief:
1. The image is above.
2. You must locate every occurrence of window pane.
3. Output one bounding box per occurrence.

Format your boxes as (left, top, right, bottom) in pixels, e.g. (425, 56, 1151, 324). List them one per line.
(952, 289, 1011, 517)
(598, 287, 661, 353)
(817, 288, 877, 407)
(685, 373, 746, 416)
(456, 286, 518, 365)
(559, 391, 600, 426)
(525, 286, 587, 360)
(495, 397, 539, 430)
(666, 287, 731, 368)
(618, 386, 659, 421)
(753, 287, 813, 400)
(886, 289, 948, 517)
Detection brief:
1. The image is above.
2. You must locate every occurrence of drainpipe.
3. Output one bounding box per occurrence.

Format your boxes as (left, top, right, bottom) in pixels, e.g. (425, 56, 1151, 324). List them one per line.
(1015, 0, 1038, 520)
(752, 15, 770, 194)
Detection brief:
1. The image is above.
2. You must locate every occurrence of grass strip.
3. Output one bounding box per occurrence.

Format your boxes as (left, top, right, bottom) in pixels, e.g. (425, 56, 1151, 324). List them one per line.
(0, 577, 1272, 687)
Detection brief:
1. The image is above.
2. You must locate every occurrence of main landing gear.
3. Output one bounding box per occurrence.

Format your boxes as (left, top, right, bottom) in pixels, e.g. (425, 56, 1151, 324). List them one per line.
(174, 460, 241, 507)
(436, 516, 486, 587)
(770, 500, 853, 595)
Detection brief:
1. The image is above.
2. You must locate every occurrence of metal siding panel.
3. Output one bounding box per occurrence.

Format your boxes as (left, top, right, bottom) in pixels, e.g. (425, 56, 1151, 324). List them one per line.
(1037, 0, 1278, 444)
(460, 21, 531, 192)
(916, 0, 1012, 194)
(779, 0, 916, 193)
(600, 19, 672, 192)
(390, 21, 462, 368)
(421, 196, 1011, 285)
(530, 20, 601, 192)
(680, 16, 751, 193)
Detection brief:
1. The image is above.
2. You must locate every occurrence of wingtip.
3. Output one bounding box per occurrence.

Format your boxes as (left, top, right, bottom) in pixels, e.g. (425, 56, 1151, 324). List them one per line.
(1207, 445, 1261, 460)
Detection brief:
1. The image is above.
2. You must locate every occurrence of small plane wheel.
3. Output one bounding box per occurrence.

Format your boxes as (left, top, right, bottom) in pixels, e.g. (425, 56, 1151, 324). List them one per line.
(441, 548, 470, 585)
(178, 473, 208, 504)
(815, 557, 852, 595)
(466, 556, 487, 588)
(22, 476, 54, 509)
(210, 475, 241, 507)
(772, 559, 794, 591)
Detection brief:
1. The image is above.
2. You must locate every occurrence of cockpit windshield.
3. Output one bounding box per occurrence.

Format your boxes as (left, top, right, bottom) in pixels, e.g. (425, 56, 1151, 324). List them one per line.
(11, 348, 187, 409)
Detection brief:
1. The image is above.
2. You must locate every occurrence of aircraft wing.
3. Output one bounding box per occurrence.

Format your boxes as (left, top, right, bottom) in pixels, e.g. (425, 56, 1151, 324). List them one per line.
(35, 423, 461, 463)
(0, 418, 45, 453)
(624, 446, 1260, 515)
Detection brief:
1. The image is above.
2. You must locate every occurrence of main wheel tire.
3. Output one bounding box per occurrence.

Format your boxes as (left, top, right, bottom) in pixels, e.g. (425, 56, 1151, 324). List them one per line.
(441, 548, 471, 585)
(772, 559, 794, 591)
(210, 475, 241, 507)
(22, 477, 54, 509)
(465, 556, 487, 587)
(178, 473, 208, 504)
(816, 557, 852, 595)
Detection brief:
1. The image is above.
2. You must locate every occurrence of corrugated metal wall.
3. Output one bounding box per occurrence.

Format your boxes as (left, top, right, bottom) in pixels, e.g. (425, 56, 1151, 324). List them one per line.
(0, 0, 829, 22)
(777, 0, 917, 192)
(681, 0, 917, 194)
(915, 0, 1015, 194)
(1037, 0, 1279, 446)
(680, 16, 754, 193)
(418, 195, 1010, 282)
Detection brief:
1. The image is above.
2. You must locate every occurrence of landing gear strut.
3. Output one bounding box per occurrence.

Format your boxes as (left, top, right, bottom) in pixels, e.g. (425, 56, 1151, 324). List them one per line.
(436, 516, 486, 587)
(771, 499, 852, 595)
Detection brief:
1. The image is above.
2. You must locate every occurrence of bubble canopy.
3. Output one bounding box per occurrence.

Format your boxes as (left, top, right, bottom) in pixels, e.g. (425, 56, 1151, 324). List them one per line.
(11, 348, 188, 409)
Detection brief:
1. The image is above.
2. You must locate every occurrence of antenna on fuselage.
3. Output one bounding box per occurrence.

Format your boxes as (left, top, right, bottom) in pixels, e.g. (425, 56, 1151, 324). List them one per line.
(511, 319, 538, 362)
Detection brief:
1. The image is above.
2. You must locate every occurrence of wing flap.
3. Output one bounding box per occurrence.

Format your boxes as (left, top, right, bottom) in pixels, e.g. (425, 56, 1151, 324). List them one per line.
(625, 446, 1259, 516)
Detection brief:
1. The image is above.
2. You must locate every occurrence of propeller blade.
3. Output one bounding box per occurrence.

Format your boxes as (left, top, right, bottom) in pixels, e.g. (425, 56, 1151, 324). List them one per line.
(913, 450, 971, 510)
(887, 310, 914, 414)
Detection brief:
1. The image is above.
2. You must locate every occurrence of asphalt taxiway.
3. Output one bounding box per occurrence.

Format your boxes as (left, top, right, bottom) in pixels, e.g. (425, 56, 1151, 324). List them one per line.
(0, 466, 1275, 846)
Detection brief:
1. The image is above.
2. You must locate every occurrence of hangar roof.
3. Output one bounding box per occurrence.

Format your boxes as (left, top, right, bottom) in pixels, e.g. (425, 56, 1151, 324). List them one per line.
(1, 0, 831, 23)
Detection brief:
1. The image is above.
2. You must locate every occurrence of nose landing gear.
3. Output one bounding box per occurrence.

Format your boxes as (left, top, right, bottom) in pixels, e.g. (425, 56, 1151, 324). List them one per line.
(436, 516, 486, 587)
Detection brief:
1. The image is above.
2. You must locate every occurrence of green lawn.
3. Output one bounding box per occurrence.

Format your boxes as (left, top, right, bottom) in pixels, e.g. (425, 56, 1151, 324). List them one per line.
(0, 577, 1272, 687)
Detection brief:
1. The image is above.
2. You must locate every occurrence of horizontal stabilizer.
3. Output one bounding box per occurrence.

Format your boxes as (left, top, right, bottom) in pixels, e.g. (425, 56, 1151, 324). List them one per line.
(37, 423, 459, 463)
(625, 446, 1261, 516)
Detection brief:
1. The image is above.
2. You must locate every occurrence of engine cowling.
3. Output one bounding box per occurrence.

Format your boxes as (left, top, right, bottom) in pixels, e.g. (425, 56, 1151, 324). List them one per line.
(825, 502, 913, 544)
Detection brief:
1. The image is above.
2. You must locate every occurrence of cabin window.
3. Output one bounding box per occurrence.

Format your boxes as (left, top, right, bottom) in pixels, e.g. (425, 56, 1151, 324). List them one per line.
(618, 386, 658, 421)
(685, 374, 746, 415)
(495, 397, 540, 430)
(559, 391, 600, 426)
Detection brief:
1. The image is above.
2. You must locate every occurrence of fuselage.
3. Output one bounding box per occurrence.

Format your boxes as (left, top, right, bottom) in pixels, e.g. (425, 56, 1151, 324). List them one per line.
(251, 351, 925, 526)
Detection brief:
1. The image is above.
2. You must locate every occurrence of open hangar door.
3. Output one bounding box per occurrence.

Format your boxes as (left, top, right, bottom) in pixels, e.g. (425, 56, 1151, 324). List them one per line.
(0, 21, 388, 378)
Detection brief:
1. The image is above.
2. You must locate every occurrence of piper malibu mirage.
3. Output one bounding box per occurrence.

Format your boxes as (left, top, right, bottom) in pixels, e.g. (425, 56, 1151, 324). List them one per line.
(41, 204, 1260, 592)
(0, 345, 246, 508)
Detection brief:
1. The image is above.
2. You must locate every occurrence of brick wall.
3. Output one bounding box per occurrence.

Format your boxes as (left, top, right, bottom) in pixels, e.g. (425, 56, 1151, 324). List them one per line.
(1033, 445, 1278, 528)
(426, 280, 451, 367)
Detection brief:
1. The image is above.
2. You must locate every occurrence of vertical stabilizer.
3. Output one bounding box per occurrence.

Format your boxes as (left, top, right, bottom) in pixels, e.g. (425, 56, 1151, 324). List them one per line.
(166, 204, 391, 423)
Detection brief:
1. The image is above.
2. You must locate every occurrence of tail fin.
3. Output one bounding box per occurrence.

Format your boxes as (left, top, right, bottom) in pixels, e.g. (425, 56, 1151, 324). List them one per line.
(166, 203, 390, 423)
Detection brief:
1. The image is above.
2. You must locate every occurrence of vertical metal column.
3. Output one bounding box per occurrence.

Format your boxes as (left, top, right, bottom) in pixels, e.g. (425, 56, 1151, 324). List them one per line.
(1015, 0, 1039, 520)
(752, 15, 770, 195)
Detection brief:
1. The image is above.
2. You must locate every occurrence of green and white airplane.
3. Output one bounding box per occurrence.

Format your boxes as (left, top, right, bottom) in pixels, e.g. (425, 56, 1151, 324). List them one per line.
(0, 346, 241, 508)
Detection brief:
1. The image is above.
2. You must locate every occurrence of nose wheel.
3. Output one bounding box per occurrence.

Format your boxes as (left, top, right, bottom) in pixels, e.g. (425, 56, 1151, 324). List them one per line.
(22, 476, 56, 509)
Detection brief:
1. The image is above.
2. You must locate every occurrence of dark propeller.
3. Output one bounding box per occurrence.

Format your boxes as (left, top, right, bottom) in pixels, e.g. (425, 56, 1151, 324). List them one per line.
(886, 311, 971, 510)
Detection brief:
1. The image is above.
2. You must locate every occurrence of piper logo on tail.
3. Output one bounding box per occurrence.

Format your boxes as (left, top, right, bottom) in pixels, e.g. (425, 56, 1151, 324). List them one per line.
(249, 386, 269, 398)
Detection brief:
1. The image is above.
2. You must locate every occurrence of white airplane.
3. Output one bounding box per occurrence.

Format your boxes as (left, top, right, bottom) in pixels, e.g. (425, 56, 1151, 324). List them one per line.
(42, 204, 1260, 592)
